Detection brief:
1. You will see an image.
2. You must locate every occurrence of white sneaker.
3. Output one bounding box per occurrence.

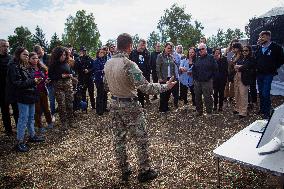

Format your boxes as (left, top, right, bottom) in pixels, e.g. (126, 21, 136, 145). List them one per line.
(51, 115, 55, 123)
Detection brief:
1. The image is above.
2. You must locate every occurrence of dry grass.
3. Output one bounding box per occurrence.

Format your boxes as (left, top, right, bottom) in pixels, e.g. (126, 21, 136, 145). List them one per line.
(1, 96, 284, 189)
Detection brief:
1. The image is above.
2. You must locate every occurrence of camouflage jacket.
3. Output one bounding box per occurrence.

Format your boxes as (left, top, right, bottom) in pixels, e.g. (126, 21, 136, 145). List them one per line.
(104, 52, 169, 98)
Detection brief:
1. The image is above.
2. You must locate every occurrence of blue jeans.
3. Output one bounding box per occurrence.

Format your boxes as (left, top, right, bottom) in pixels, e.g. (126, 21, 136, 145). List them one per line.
(47, 85, 55, 115)
(17, 103, 35, 142)
(257, 74, 273, 118)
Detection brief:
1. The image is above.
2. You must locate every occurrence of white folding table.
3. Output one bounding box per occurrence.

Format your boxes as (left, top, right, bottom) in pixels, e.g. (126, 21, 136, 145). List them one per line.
(213, 122, 284, 188)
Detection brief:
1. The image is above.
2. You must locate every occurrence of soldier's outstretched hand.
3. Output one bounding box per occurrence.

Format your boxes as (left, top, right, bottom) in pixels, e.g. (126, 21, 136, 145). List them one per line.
(166, 76, 177, 89)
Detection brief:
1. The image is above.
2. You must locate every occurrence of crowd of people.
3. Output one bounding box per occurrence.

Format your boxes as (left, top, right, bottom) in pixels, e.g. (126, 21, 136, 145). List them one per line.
(0, 31, 283, 170)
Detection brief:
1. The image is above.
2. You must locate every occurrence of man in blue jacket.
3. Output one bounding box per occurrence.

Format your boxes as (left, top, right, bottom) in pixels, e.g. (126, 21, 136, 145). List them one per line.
(255, 31, 284, 119)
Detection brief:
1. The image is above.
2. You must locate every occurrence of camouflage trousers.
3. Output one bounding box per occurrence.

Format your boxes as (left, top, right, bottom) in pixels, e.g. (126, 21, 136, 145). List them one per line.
(110, 99, 151, 174)
(53, 79, 74, 125)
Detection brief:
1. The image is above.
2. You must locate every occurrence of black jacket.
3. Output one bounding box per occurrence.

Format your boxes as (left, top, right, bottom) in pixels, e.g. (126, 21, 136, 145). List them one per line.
(213, 56, 228, 84)
(0, 54, 11, 105)
(255, 42, 284, 75)
(238, 57, 256, 86)
(193, 54, 218, 82)
(48, 62, 73, 81)
(74, 55, 94, 82)
(6, 61, 38, 104)
(129, 49, 151, 81)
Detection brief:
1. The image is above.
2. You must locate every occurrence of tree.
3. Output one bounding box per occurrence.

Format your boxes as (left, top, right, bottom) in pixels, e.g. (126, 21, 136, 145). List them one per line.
(207, 28, 245, 48)
(147, 31, 161, 51)
(8, 26, 35, 54)
(132, 34, 140, 49)
(49, 32, 62, 52)
(62, 10, 100, 52)
(157, 4, 204, 48)
(33, 25, 48, 50)
(105, 39, 116, 46)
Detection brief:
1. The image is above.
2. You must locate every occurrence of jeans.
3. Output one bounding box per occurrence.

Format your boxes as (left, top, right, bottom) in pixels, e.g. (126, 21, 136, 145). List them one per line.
(257, 74, 273, 118)
(17, 103, 35, 142)
(47, 85, 56, 115)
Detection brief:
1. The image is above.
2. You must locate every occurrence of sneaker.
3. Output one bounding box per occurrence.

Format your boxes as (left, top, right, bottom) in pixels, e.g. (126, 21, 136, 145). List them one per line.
(47, 123, 54, 129)
(238, 115, 246, 119)
(137, 169, 158, 183)
(28, 135, 45, 143)
(233, 111, 239, 114)
(51, 115, 56, 123)
(151, 96, 158, 100)
(16, 143, 30, 152)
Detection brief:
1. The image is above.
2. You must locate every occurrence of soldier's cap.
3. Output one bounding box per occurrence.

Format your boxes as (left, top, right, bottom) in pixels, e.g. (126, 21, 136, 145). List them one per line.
(80, 46, 87, 51)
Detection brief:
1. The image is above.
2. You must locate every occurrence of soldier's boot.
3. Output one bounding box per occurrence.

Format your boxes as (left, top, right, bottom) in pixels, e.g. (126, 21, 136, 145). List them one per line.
(121, 169, 132, 182)
(137, 168, 158, 183)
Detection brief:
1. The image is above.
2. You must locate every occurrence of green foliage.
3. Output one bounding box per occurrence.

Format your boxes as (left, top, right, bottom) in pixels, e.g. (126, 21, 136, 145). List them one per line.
(49, 32, 62, 53)
(157, 4, 204, 48)
(33, 25, 49, 50)
(62, 10, 100, 52)
(147, 31, 161, 51)
(8, 26, 35, 54)
(105, 39, 116, 47)
(207, 28, 245, 48)
(132, 34, 140, 49)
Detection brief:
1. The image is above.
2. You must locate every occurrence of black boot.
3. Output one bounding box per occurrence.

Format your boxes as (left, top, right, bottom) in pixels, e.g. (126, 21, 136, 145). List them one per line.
(137, 169, 158, 182)
(121, 169, 132, 182)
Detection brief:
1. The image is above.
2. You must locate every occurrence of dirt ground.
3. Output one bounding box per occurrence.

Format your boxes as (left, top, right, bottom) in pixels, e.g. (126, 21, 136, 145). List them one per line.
(1, 96, 284, 189)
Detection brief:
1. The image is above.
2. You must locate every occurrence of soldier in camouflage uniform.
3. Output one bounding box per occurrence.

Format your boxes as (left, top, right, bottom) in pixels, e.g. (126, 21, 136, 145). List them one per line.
(104, 33, 177, 182)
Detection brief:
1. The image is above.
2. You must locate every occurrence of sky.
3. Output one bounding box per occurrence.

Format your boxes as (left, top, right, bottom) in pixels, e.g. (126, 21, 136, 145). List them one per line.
(0, 0, 283, 44)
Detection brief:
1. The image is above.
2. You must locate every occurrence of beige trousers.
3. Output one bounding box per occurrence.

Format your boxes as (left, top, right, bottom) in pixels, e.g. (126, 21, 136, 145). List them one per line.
(234, 72, 248, 116)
